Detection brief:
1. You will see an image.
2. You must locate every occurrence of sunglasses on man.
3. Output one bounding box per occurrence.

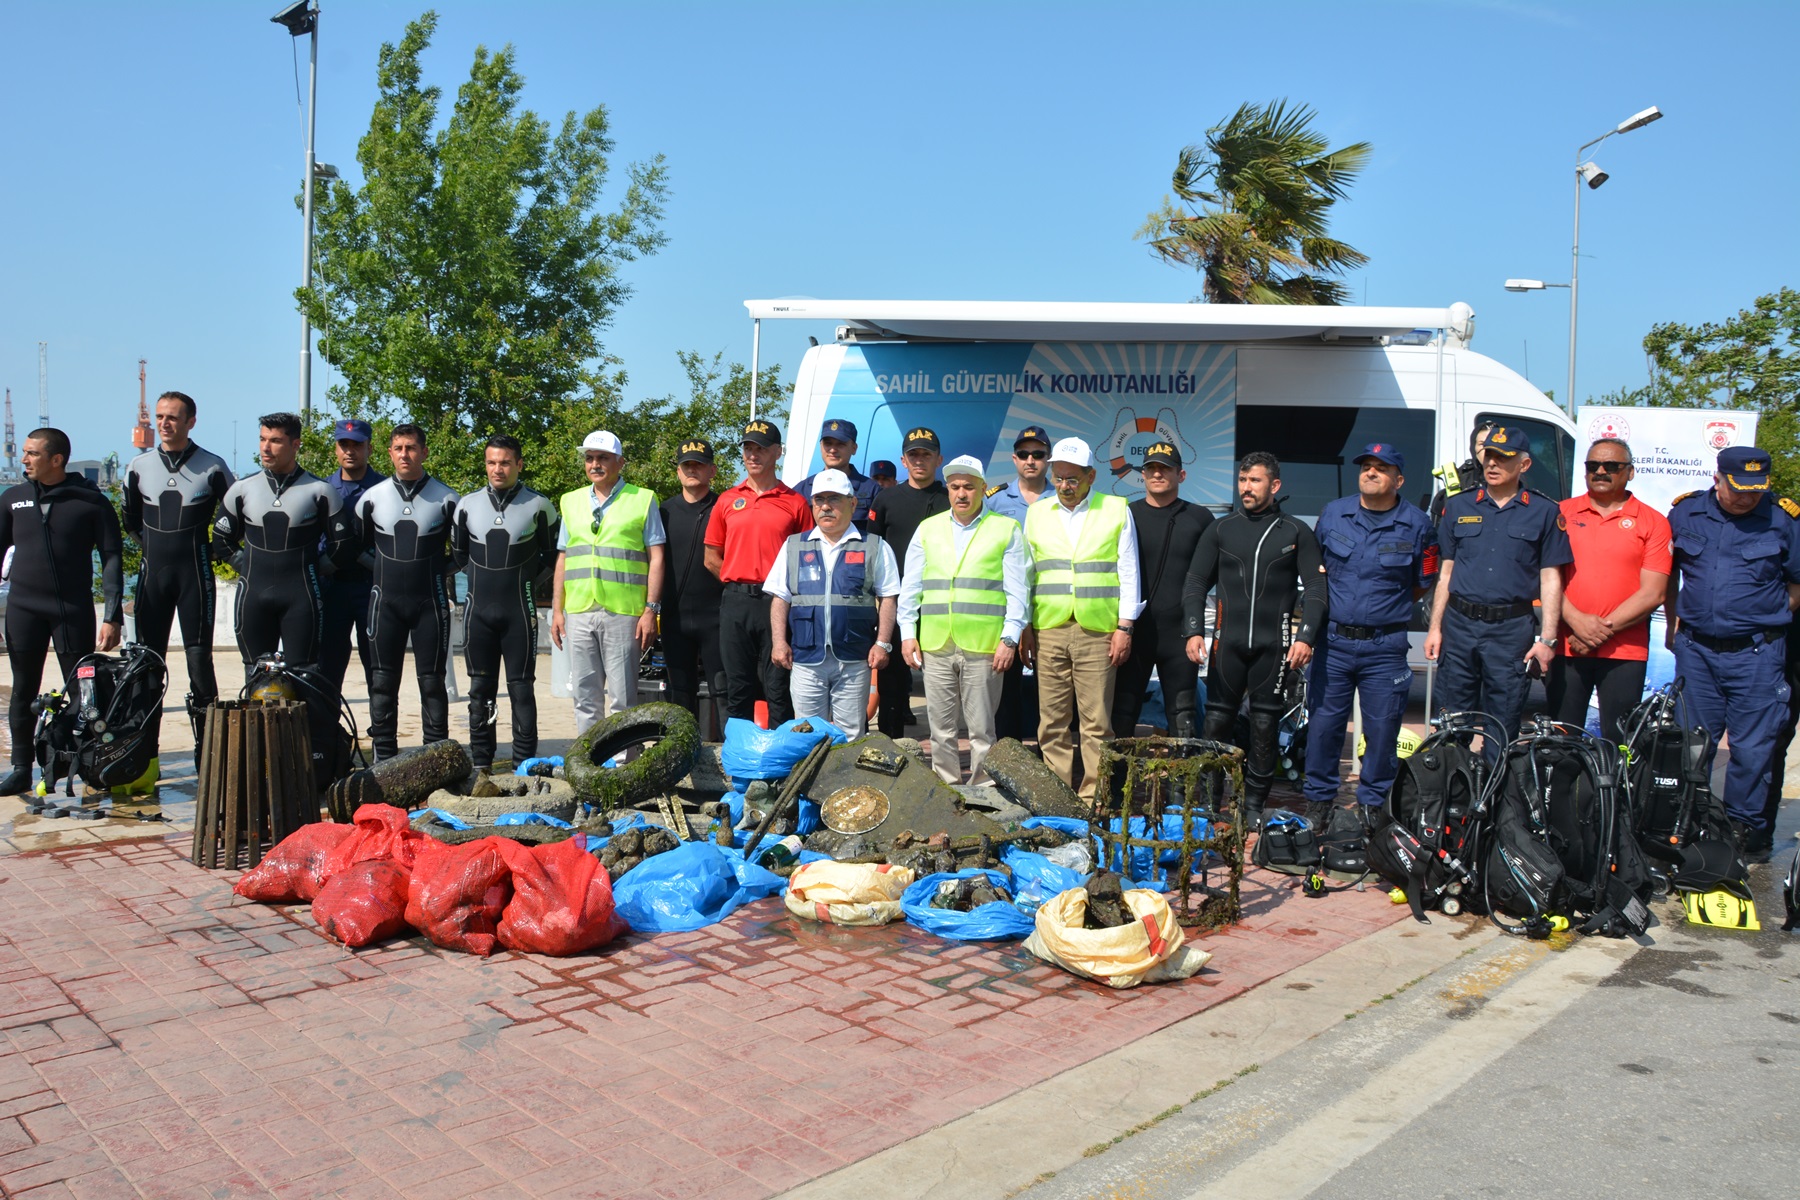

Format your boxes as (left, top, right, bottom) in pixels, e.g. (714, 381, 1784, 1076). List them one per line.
(1014, 449, 1047, 461)
(1584, 460, 1631, 475)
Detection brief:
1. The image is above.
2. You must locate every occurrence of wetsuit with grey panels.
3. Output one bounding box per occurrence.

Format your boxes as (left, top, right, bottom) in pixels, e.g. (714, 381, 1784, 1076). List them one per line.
(122, 445, 234, 727)
(453, 483, 561, 768)
(358, 475, 459, 760)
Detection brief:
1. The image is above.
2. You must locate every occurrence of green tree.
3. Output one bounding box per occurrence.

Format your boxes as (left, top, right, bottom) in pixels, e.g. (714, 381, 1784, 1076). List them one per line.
(299, 10, 669, 435)
(1641, 287, 1800, 412)
(1138, 100, 1370, 304)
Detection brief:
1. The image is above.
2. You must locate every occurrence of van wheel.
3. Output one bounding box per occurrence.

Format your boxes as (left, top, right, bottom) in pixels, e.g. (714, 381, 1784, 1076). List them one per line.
(565, 703, 700, 812)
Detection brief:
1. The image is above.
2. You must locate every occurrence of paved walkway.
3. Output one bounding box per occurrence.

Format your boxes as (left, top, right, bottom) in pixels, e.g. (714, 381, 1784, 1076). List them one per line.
(1, 821, 1405, 1198)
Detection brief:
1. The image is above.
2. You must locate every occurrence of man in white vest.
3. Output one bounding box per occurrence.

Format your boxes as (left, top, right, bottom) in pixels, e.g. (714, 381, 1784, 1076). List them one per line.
(1023, 438, 1142, 800)
(899, 455, 1032, 785)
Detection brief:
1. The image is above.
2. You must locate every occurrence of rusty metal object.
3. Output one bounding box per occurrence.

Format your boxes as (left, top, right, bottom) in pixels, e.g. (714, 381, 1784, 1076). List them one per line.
(822, 785, 889, 835)
(326, 740, 474, 823)
(1092, 736, 1245, 928)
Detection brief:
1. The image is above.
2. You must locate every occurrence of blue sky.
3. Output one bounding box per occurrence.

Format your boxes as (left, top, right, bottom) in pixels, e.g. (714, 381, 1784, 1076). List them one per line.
(1, 1, 1794, 474)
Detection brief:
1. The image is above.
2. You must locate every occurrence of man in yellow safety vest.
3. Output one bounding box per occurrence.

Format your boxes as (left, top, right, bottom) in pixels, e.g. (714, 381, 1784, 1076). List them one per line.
(1023, 437, 1142, 800)
(550, 430, 665, 732)
(899, 455, 1032, 785)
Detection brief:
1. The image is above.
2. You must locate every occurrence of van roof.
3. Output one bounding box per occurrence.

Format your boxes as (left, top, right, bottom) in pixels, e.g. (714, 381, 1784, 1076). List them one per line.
(743, 299, 1475, 346)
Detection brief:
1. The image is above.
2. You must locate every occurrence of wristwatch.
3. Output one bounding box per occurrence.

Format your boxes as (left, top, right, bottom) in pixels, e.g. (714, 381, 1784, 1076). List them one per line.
(645, 601, 662, 615)
(1000, 636, 1019, 649)
(1117, 624, 1134, 634)
(876, 639, 894, 652)
(1533, 635, 1555, 645)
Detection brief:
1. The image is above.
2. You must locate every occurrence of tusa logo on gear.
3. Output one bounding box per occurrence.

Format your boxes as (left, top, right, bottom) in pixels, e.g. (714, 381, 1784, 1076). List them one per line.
(1099, 406, 1196, 491)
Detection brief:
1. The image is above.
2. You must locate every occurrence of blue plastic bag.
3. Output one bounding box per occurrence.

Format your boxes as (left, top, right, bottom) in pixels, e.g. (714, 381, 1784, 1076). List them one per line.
(410, 808, 472, 831)
(1022, 815, 1089, 838)
(720, 717, 849, 782)
(1001, 845, 1087, 899)
(724, 787, 821, 838)
(610, 841, 786, 933)
(900, 869, 1036, 941)
(493, 812, 574, 829)
(514, 756, 564, 776)
(1102, 811, 1213, 881)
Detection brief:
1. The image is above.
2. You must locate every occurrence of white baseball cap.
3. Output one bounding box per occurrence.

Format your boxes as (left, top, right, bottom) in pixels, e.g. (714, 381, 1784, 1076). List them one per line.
(942, 454, 986, 483)
(1050, 437, 1094, 468)
(810, 468, 854, 497)
(581, 430, 623, 456)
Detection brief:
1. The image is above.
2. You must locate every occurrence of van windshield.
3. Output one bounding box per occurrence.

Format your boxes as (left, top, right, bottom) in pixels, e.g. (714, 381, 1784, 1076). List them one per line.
(1235, 405, 1435, 520)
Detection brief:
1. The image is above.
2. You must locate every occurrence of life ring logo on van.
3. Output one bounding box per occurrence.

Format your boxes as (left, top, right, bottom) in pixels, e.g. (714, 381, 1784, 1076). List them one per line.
(1101, 406, 1194, 489)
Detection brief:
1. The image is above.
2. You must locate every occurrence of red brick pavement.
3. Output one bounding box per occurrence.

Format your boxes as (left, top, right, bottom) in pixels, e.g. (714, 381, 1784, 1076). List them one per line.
(0, 833, 1403, 1198)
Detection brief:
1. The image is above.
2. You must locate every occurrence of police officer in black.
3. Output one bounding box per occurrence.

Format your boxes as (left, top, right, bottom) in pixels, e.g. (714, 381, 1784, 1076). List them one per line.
(869, 427, 949, 737)
(452, 435, 560, 770)
(660, 438, 725, 735)
(0, 428, 125, 795)
(1112, 441, 1213, 737)
(1425, 425, 1571, 741)
(121, 390, 234, 750)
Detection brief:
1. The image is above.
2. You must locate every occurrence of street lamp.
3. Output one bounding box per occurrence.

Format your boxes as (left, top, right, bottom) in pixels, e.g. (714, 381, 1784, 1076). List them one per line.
(1503, 279, 1570, 294)
(1562, 105, 1662, 417)
(272, 1, 321, 419)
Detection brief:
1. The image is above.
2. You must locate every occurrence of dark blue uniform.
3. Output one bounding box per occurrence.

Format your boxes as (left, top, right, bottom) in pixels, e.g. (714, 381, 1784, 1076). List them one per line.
(1435, 487, 1572, 738)
(1667, 488, 1800, 836)
(796, 465, 879, 530)
(1305, 496, 1438, 808)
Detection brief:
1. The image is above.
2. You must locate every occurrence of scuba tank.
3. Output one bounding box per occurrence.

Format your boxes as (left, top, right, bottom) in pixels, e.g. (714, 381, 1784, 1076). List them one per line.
(33, 644, 169, 797)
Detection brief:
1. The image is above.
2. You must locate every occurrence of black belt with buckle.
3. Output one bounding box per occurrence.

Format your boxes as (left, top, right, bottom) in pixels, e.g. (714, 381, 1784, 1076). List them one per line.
(723, 582, 765, 597)
(1684, 627, 1784, 653)
(1332, 622, 1408, 640)
(1448, 595, 1535, 623)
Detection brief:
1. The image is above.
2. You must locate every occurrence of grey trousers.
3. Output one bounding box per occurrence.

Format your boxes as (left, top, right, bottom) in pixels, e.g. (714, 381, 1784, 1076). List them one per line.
(923, 642, 1006, 785)
(789, 654, 872, 737)
(566, 607, 640, 735)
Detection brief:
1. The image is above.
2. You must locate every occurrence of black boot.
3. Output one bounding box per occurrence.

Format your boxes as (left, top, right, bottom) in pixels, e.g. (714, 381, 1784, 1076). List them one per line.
(0, 766, 33, 796)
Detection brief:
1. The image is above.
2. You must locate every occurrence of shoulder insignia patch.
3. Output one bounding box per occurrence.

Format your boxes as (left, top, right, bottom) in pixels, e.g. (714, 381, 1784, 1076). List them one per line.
(986, 483, 1005, 497)
(1780, 497, 1800, 519)
(1671, 490, 1700, 507)
(1556, 514, 1567, 531)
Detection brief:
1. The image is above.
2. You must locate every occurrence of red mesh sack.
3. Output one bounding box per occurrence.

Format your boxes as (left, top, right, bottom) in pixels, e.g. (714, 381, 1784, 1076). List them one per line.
(234, 822, 353, 903)
(496, 835, 627, 956)
(323, 804, 426, 877)
(405, 837, 514, 956)
(313, 861, 413, 948)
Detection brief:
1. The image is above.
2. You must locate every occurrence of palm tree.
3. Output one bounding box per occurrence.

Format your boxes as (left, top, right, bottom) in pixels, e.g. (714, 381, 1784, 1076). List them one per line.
(1139, 100, 1371, 305)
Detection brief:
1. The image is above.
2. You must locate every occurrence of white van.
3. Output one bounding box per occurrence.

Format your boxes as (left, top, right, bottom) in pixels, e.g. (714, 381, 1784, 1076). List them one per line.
(746, 299, 1578, 517)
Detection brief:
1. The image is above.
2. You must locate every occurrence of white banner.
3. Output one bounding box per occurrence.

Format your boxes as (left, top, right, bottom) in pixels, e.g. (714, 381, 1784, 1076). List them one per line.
(1575, 405, 1758, 512)
(1572, 405, 1760, 708)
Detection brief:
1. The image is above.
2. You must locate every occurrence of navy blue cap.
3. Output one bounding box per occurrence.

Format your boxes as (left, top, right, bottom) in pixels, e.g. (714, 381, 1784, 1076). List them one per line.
(1479, 426, 1531, 458)
(820, 418, 858, 443)
(333, 418, 372, 443)
(870, 459, 897, 478)
(1354, 442, 1405, 472)
(1719, 445, 1772, 491)
(1014, 425, 1052, 448)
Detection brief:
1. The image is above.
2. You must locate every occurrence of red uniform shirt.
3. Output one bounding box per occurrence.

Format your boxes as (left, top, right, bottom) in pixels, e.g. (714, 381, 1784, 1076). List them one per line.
(704, 479, 814, 583)
(1558, 492, 1673, 661)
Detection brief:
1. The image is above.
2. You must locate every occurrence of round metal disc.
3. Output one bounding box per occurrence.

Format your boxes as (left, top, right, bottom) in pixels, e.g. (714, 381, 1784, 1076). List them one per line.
(822, 785, 889, 835)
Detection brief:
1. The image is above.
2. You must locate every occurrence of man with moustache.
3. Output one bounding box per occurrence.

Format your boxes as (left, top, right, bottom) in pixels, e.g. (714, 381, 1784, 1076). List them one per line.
(795, 418, 880, 529)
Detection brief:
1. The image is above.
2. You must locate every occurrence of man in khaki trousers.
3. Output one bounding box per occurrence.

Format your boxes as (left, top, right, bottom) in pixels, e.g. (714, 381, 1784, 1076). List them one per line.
(898, 456, 1032, 785)
(1023, 438, 1142, 800)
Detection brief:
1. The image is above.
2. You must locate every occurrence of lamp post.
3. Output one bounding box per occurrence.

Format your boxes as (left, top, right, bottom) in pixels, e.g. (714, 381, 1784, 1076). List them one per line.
(1562, 105, 1663, 419)
(272, 2, 321, 419)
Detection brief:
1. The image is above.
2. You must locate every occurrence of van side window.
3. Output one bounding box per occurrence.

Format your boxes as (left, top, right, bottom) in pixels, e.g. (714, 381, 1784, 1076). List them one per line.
(1235, 405, 1434, 521)
(1474, 413, 1574, 501)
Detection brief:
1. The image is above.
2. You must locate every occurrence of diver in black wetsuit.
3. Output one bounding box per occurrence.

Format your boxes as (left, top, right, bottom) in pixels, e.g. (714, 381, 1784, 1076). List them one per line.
(1182, 452, 1325, 819)
(357, 423, 460, 761)
(121, 391, 234, 749)
(0, 428, 126, 795)
(213, 412, 355, 776)
(452, 435, 560, 770)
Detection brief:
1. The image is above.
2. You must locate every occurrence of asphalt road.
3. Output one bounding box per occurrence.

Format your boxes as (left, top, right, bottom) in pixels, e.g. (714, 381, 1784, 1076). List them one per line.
(1022, 847, 1800, 1200)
